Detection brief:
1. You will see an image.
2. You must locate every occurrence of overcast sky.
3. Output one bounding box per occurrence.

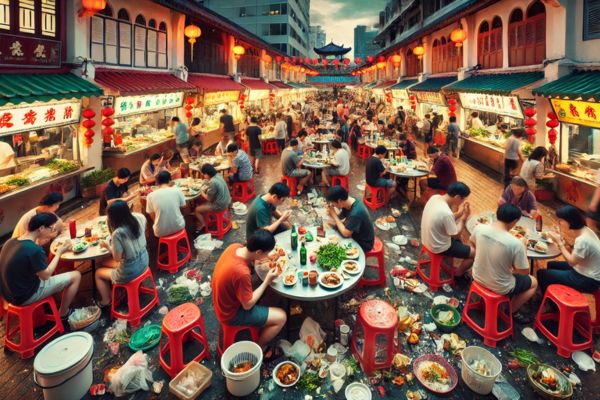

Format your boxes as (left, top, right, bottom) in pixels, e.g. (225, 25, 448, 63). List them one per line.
(310, 0, 387, 57)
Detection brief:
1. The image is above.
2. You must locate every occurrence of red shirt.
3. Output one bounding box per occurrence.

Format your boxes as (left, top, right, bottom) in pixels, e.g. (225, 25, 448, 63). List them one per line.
(211, 244, 254, 323)
(432, 153, 457, 189)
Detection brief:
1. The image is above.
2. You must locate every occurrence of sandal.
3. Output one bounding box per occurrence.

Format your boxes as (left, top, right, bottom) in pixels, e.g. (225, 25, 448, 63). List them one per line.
(262, 345, 283, 362)
(94, 300, 111, 310)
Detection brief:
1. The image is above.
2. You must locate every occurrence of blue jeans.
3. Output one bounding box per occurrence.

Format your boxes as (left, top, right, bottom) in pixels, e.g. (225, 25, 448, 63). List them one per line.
(537, 261, 600, 294)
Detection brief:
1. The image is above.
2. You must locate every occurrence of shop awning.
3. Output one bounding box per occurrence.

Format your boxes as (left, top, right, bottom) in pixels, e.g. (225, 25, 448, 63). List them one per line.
(373, 80, 397, 89)
(365, 82, 378, 89)
(94, 68, 197, 96)
(240, 78, 276, 90)
(532, 70, 600, 101)
(307, 76, 358, 85)
(0, 73, 102, 107)
(445, 72, 544, 95)
(287, 82, 312, 89)
(409, 76, 457, 92)
(391, 79, 418, 90)
(270, 81, 293, 89)
(187, 73, 245, 92)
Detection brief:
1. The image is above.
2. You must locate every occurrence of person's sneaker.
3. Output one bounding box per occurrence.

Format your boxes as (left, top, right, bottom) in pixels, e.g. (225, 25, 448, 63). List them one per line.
(513, 312, 533, 325)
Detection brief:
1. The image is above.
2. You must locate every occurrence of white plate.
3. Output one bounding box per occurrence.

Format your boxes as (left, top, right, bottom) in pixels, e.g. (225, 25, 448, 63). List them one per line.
(341, 260, 361, 275)
(233, 209, 248, 216)
(356, 184, 365, 191)
(282, 273, 297, 287)
(345, 246, 360, 259)
(392, 235, 408, 246)
(345, 382, 372, 400)
(319, 272, 344, 290)
(375, 221, 390, 231)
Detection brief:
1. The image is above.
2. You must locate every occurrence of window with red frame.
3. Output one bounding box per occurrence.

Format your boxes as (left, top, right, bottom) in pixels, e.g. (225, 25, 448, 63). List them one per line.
(478, 16, 503, 69)
(405, 48, 421, 77)
(508, 1, 546, 67)
(432, 35, 462, 73)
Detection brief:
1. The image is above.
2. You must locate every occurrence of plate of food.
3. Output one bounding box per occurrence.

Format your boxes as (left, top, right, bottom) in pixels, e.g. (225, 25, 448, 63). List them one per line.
(528, 239, 548, 254)
(319, 271, 343, 290)
(341, 260, 361, 275)
(282, 272, 297, 287)
(72, 241, 89, 254)
(345, 245, 360, 259)
(538, 231, 554, 243)
(527, 364, 572, 399)
(375, 217, 392, 231)
(273, 361, 301, 387)
(413, 354, 458, 394)
(510, 225, 527, 237)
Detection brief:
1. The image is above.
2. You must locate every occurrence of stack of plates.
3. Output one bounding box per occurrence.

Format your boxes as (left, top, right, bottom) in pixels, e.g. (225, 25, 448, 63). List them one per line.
(232, 202, 248, 216)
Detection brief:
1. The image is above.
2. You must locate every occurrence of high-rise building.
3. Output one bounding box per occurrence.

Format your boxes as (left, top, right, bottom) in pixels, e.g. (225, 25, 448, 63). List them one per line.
(309, 25, 326, 59)
(354, 25, 380, 61)
(199, 0, 310, 57)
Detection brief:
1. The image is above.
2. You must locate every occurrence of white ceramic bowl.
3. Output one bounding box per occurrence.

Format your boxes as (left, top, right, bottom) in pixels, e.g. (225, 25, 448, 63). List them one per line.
(272, 361, 301, 387)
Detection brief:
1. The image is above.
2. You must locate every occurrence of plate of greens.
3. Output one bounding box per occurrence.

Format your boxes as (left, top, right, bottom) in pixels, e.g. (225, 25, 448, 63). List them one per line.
(316, 243, 347, 270)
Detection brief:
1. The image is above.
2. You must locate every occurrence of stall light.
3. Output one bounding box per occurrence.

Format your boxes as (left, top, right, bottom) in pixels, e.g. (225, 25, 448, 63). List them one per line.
(413, 45, 425, 60)
(263, 54, 272, 65)
(184, 24, 202, 61)
(354, 57, 362, 65)
(390, 54, 401, 67)
(233, 44, 246, 60)
(376, 62, 386, 70)
(450, 27, 467, 48)
(79, 0, 106, 17)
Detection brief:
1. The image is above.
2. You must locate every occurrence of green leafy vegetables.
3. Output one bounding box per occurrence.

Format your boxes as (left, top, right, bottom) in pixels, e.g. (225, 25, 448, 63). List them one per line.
(316, 243, 347, 270)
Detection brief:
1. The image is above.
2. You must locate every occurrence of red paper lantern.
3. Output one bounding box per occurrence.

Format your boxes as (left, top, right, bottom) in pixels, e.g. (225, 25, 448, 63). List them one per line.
(81, 108, 96, 146)
(366, 56, 374, 63)
(546, 119, 559, 128)
(343, 58, 350, 66)
(547, 112, 557, 120)
(84, 129, 95, 138)
(448, 105, 457, 113)
(377, 56, 385, 63)
(333, 59, 340, 66)
(525, 127, 536, 136)
(85, 137, 94, 145)
(275, 55, 282, 63)
(80, 0, 106, 17)
(102, 127, 114, 136)
(524, 118, 537, 127)
(82, 109, 96, 119)
(524, 107, 536, 118)
(101, 118, 114, 127)
(82, 119, 95, 129)
(355, 57, 362, 65)
(322, 59, 329, 66)
(185, 97, 195, 105)
(185, 104, 193, 111)
(548, 128, 558, 144)
(448, 98, 457, 105)
(101, 107, 114, 117)
(185, 111, 193, 118)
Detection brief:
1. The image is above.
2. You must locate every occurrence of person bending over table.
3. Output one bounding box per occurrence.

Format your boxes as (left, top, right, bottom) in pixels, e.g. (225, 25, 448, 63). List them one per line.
(326, 186, 375, 252)
(188, 139, 203, 161)
(139, 153, 169, 186)
(13, 192, 64, 239)
(0, 213, 80, 320)
(421, 182, 474, 276)
(215, 135, 232, 157)
(419, 146, 457, 195)
(145, 171, 186, 238)
(212, 229, 286, 358)
(322, 140, 350, 187)
(226, 143, 253, 184)
(297, 130, 313, 155)
(99, 168, 135, 216)
(498, 176, 538, 218)
(398, 134, 417, 160)
(95, 201, 149, 309)
(538, 206, 600, 294)
(334, 129, 351, 155)
(194, 163, 231, 232)
(366, 145, 397, 200)
(471, 204, 537, 323)
(281, 139, 312, 194)
(246, 183, 291, 239)
(519, 146, 553, 190)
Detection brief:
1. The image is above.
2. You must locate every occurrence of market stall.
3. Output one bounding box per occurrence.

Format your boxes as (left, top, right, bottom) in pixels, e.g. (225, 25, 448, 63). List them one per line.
(445, 72, 544, 174)
(187, 73, 245, 149)
(0, 72, 101, 237)
(94, 69, 197, 173)
(408, 75, 457, 121)
(390, 79, 418, 111)
(533, 70, 600, 209)
(241, 77, 277, 112)
(270, 80, 294, 108)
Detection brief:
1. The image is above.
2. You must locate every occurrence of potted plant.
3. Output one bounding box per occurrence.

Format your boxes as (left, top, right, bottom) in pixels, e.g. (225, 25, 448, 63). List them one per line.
(81, 168, 114, 199)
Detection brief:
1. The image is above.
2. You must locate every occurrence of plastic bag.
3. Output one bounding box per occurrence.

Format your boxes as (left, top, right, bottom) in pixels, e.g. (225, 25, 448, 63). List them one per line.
(194, 233, 223, 251)
(279, 339, 311, 363)
(109, 351, 153, 397)
(103, 319, 128, 344)
(299, 317, 325, 350)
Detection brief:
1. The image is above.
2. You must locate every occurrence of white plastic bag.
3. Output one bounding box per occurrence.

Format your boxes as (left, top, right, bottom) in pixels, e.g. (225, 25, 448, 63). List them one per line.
(109, 351, 153, 397)
(194, 233, 223, 251)
(299, 317, 325, 350)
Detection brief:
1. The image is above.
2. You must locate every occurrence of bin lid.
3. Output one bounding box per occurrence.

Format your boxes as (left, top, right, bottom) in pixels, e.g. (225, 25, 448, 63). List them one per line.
(34, 332, 94, 375)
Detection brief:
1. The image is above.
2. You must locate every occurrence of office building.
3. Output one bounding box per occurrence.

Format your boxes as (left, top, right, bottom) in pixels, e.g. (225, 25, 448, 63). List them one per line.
(354, 25, 379, 60)
(309, 25, 326, 58)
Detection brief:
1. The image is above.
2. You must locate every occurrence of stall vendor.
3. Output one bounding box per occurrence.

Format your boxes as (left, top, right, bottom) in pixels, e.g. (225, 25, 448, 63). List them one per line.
(0, 139, 16, 171)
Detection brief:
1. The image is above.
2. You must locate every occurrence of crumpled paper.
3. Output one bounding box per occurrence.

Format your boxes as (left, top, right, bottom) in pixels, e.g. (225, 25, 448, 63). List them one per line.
(193, 233, 223, 251)
(299, 317, 326, 351)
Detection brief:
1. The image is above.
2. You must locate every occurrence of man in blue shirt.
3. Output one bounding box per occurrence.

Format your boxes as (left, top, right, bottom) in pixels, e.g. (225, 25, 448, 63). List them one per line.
(172, 117, 189, 161)
(227, 143, 253, 184)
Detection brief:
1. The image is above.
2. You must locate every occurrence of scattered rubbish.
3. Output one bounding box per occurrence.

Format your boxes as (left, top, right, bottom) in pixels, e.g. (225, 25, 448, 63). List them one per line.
(193, 233, 223, 251)
(410, 239, 420, 248)
(386, 242, 401, 253)
(439, 333, 466, 355)
(391, 208, 402, 217)
(89, 384, 106, 396)
(108, 351, 153, 397)
(279, 339, 311, 363)
(199, 282, 211, 297)
(103, 319, 129, 346)
(521, 327, 543, 344)
(167, 275, 201, 305)
(572, 351, 596, 372)
(423, 322, 437, 332)
(68, 305, 100, 331)
(392, 375, 405, 386)
(568, 372, 581, 386)
(290, 304, 303, 315)
(442, 284, 453, 293)
(329, 362, 346, 392)
(593, 350, 600, 363)
(492, 376, 521, 400)
(158, 306, 169, 315)
(299, 317, 326, 351)
(509, 348, 539, 366)
(169, 361, 213, 399)
(392, 353, 412, 370)
(152, 380, 164, 394)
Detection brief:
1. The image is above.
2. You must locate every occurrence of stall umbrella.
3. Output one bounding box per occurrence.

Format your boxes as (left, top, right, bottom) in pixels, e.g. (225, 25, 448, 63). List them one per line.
(546, 112, 559, 145)
(101, 106, 115, 145)
(524, 107, 537, 144)
(82, 108, 96, 146)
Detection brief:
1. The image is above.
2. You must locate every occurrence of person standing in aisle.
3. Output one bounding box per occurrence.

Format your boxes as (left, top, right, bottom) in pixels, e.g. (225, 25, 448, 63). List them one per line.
(246, 116, 263, 174)
(172, 117, 189, 161)
(504, 128, 525, 187)
(219, 109, 236, 141)
(275, 113, 287, 151)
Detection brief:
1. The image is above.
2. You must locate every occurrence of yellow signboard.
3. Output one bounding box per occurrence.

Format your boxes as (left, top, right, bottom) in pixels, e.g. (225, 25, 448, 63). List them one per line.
(203, 90, 240, 106)
(551, 98, 600, 129)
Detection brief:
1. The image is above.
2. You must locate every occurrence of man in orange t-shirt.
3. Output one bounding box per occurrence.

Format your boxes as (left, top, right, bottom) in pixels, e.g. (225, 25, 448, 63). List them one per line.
(212, 229, 286, 351)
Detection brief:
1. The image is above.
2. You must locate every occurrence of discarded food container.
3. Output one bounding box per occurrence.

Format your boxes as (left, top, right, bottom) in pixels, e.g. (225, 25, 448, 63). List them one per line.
(461, 346, 502, 395)
(169, 361, 213, 400)
(220, 341, 263, 397)
(34, 332, 94, 400)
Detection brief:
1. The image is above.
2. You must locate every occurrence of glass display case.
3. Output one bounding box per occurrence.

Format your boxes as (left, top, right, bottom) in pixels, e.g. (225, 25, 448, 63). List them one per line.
(553, 124, 599, 183)
(104, 109, 176, 154)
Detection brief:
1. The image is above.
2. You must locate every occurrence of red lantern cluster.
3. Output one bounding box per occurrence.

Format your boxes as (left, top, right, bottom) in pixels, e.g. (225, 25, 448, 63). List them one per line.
(524, 107, 537, 144)
(81, 108, 96, 146)
(366, 56, 375, 63)
(238, 93, 246, 111)
(385, 91, 393, 104)
(333, 59, 340, 69)
(409, 95, 417, 111)
(101, 106, 115, 144)
(184, 96, 195, 119)
(448, 98, 458, 117)
(269, 92, 275, 107)
(313, 58, 319, 65)
(322, 59, 329, 67)
(275, 55, 282, 63)
(546, 112, 559, 145)
(354, 57, 362, 65)
(377, 55, 385, 63)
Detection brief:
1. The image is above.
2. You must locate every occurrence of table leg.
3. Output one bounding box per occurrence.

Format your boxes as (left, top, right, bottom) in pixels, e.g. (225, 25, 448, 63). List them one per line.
(412, 177, 419, 202)
(91, 259, 97, 300)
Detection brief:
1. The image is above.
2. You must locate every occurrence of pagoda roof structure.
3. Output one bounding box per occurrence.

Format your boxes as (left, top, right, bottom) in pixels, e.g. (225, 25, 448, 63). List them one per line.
(313, 41, 351, 57)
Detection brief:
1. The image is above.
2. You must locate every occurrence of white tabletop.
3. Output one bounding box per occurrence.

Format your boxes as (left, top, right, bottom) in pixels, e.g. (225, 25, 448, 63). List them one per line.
(189, 156, 230, 172)
(388, 168, 428, 178)
(51, 217, 112, 262)
(256, 226, 366, 301)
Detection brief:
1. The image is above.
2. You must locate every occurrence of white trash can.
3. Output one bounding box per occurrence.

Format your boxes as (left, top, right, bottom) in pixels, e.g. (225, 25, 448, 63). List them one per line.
(220, 341, 263, 397)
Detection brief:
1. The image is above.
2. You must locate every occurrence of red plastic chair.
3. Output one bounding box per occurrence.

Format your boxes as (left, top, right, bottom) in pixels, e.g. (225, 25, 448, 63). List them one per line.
(351, 300, 398, 375)
(534, 284, 593, 358)
(592, 290, 600, 334)
(218, 323, 260, 356)
(357, 144, 370, 160)
(231, 178, 256, 203)
(4, 297, 64, 359)
(418, 188, 446, 207)
(204, 208, 232, 239)
(159, 303, 210, 378)
(416, 245, 455, 292)
(363, 184, 387, 211)
(263, 140, 279, 155)
(281, 176, 298, 197)
(111, 268, 159, 327)
(462, 281, 513, 348)
(359, 237, 386, 288)
(331, 175, 349, 191)
(157, 229, 192, 273)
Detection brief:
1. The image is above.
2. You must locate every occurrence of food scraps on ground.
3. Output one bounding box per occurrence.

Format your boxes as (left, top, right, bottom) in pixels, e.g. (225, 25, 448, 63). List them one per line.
(531, 365, 562, 393)
(469, 359, 492, 376)
(393, 353, 412, 370)
(89, 384, 106, 396)
(407, 333, 420, 345)
(417, 360, 451, 391)
(297, 371, 322, 393)
(174, 370, 206, 397)
(276, 362, 300, 385)
(392, 376, 406, 387)
(509, 348, 540, 366)
(441, 333, 465, 355)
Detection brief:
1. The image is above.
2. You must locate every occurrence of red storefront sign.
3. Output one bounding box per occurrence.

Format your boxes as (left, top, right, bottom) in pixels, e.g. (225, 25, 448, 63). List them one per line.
(0, 33, 61, 67)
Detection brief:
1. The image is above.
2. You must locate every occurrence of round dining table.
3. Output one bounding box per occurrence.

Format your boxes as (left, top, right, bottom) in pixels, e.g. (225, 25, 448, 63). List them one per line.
(189, 156, 230, 176)
(388, 166, 428, 201)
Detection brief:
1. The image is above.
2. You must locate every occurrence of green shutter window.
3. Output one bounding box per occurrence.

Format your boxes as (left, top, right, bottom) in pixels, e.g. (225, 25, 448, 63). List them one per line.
(584, 0, 600, 40)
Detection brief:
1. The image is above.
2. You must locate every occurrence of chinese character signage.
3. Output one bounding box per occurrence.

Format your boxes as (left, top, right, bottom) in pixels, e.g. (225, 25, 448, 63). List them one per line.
(248, 90, 270, 101)
(203, 91, 240, 106)
(392, 89, 410, 100)
(0, 33, 61, 67)
(458, 93, 524, 119)
(114, 92, 184, 117)
(412, 91, 447, 106)
(0, 101, 81, 137)
(550, 99, 600, 129)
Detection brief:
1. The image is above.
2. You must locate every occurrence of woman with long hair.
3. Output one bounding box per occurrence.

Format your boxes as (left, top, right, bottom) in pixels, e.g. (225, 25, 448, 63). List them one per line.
(95, 200, 149, 307)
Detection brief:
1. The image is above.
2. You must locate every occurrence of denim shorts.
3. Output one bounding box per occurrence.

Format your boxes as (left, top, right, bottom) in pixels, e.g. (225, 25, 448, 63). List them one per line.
(228, 305, 269, 327)
(23, 273, 72, 305)
(372, 177, 394, 188)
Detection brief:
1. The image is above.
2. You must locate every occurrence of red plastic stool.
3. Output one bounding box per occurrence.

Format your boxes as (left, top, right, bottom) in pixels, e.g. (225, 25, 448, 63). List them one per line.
(218, 323, 260, 356)
(331, 175, 349, 191)
(534, 284, 593, 357)
(157, 229, 192, 273)
(204, 208, 232, 239)
(359, 237, 386, 287)
(111, 268, 159, 327)
(263, 140, 279, 155)
(4, 297, 64, 359)
(592, 290, 600, 334)
(416, 246, 455, 292)
(231, 178, 256, 203)
(462, 281, 513, 348)
(281, 176, 298, 197)
(418, 188, 446, 207)
(351, 300, 398, 375)
(159, 303, 210, 377)
(357, 144, 370, 160)
(363, 184, 387, 211)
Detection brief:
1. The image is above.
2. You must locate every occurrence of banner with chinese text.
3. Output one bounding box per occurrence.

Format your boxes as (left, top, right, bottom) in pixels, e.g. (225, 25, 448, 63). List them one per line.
(550, 99, 600, 129)
(0, 33, 61, 67)
(458, 93, 524, 119)
(412, 91, 446, 106)
(203, 91, 240, 106)
(114, 92, 184, 117)
(0, 101, 81, 137)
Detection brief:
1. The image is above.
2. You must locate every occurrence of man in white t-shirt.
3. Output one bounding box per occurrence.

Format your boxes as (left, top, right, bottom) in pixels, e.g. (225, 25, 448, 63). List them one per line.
(146, 171, 186, 237)
(0, 140, 16, 169)
(421, 181, 474, 276)
(586, 168, 600, 232)
(470, 204, 537, 320)
(323, 139, 350, 186)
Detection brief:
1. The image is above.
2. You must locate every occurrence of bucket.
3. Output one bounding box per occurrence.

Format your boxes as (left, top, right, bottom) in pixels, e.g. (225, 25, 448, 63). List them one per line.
(220, 341, 263, 397)
(33, 332, 94, 400)
(461, 346, 502, 395)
